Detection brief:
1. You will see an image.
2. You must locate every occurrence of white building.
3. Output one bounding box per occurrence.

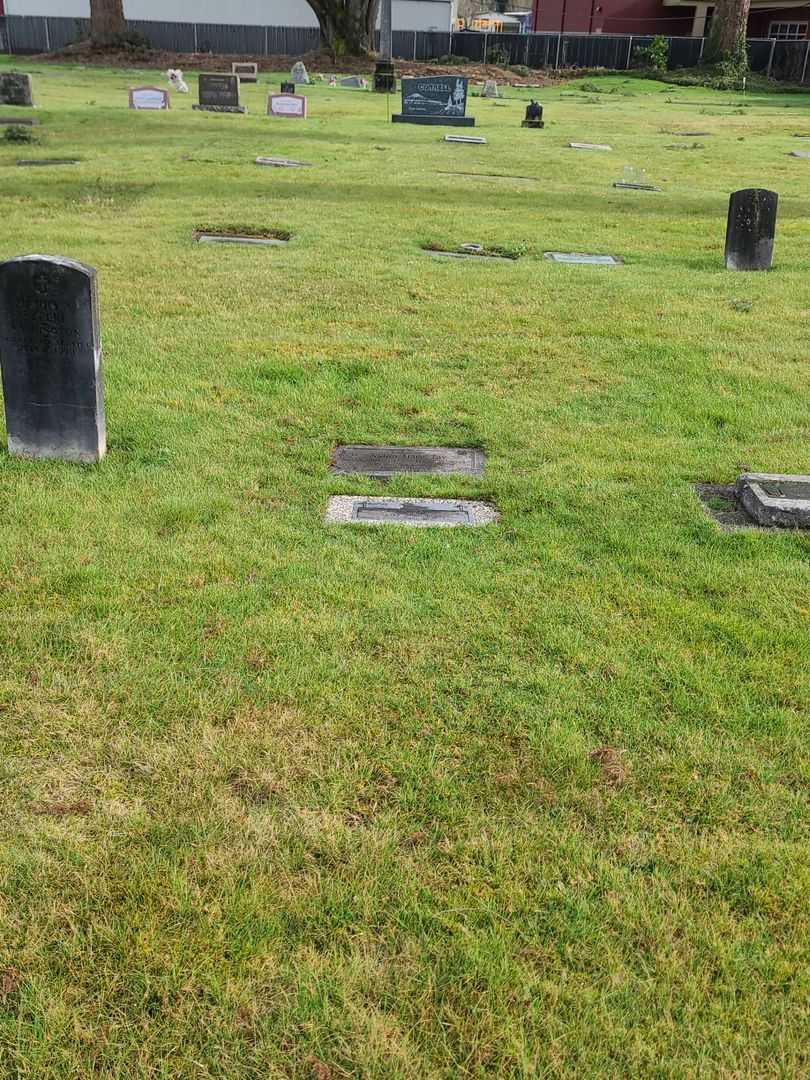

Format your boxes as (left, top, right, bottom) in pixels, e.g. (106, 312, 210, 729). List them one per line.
(4, 0, 457, 34)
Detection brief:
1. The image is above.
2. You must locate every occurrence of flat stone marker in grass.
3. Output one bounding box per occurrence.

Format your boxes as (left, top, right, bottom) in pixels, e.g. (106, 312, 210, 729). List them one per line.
(544, 252, 622, 265)
(444, 134, 486, 144)
(0, 255, 106, 462)
(725, 188, 777, 271)
(0, 72, 33, 107)
(17, 158, 80, 166)
(789, 151, 810, 158)
(195, 231, 289, 246)
(569, 142, 612, 151)
(670, 131, 711, 137)
(255, 156, 311, 168)
(332, 445, 485, 477)
(193, 74, 246, 114)
(0, 116, 37, 126)
(325, 496, 497, 527)
(613, 180, 661, 191)
(735, 473, 810, 528)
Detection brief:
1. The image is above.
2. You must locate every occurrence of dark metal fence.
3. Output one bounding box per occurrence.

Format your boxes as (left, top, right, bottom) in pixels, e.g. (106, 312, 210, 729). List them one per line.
(2, 16, 810, 84)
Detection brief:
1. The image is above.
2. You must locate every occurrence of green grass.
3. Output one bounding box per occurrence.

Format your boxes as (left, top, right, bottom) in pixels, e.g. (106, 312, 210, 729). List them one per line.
(0, 61, 809, 1077)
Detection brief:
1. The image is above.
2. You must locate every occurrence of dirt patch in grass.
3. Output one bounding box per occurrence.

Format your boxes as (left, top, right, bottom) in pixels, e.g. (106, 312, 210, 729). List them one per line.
(32, 798, 93, 817)
(589, 746, 630, 787)
(0, 968, 22, 997)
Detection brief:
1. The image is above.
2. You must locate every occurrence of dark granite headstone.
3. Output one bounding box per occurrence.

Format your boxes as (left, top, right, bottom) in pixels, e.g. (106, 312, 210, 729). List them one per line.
(521, 100, 544, 128)
(373, 60, 396, 93)
(193, 74, 246, 114)
(393, 76, 474, 127)
(0, 255, 106, 462)
(725, 188, 777, 271)
(0, 73, 33, 108)
(281, 80, 295, 94)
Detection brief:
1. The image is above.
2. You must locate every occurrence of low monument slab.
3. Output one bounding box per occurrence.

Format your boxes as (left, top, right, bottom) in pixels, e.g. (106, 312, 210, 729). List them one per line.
(255, 156, 311, 168)
(544, 252, 622, 265)
(332, 445, 485, 476)
(444, 134, 486, 144)
(0, 255, 106, 463)
(17, 158, 80, 167)
(267, 93, 307, 118)
(129, 86, 170, 110)
(570, 142, 612, 151)
(735, 473, 810, 528)
(0, 72, 33, 107)
(232, 62, 258, 83)
(325, 496, 497, 527)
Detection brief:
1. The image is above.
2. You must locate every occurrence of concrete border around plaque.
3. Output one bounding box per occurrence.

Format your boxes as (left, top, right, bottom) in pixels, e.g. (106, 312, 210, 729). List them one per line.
(444, 134, 486, 144)
(544, 251, 622, 265)
(735, 473, 810, 528)
(569, 142, 612, 151)
(325, 496, 498, 527)
(195, 231, 289, 246)
(255, 155, 311, 168)
(331, 444, 485, 477)
(129, 86, 170, 110)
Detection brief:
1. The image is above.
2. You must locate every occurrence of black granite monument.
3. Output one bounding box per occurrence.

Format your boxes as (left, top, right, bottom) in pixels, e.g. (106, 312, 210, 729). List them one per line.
(0, 72, 33, 108)
(0, 255, 106, 462)
(373, 60, 396, 93)
(281, 80, 295, 94)
(522, 100, 544, 129)
(193, 74, 246, 114)
(393, 76, 474, 127)
(725, 188, 778, 271)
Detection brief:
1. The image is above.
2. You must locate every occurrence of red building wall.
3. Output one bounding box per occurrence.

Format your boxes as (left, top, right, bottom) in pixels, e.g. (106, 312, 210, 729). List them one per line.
(747, 7, 810, 37)
(534, 0, 692, 34)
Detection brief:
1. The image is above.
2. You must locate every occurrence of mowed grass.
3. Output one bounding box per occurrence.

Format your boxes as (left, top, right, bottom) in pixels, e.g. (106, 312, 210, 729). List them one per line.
(0, 58, 809, 1077)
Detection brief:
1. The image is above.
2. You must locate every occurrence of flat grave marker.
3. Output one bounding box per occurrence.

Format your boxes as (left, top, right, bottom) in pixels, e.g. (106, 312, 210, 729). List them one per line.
(232, 62, 258, 83)
(570, 141, 612, 151)
(393, 76, 473, 127)
(789, 150, 810, 158)
(735, 473, 810, 527)
(255, 155, 311, 168)
(267, 93, 307, 119)
(332, 445, 485, 477)
(0, 72, 33, 108)
(129, 86, 170, 110)
(195, 230, 289, 247)
(17, 158, 80, 167)
(0, 116, 37, 126)
(444, 134, 486, 144)
(544, 251, 622, 265)
(0, 254, 106, 463)
(325, 496, 497, 528)
(193, 74, 246, 114)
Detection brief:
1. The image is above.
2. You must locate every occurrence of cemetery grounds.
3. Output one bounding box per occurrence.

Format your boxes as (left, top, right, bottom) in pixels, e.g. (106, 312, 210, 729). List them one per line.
(0, 56, 808, 1077)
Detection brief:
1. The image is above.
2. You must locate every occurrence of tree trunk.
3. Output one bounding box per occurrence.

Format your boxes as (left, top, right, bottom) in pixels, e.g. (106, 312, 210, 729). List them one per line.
(705, 0, 751, 63)
(305, 0, 380, 55)
(90, 0, 126, 48)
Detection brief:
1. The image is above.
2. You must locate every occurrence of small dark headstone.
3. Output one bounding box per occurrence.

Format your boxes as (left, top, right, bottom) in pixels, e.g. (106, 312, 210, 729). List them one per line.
(281, 81, 296, 94)
(725, 188, 777, 271)
(0, 255, 106, 462)
(373, 60, 396, 93)
(0, 72, 33, 108)
(332, 445, 485, 476)
(521, 100, 544, 129)
(393, 76, 474, 127)
(193, 74, 246, 114)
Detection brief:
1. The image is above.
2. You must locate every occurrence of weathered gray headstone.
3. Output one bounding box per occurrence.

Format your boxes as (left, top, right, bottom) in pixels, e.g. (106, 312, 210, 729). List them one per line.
(325, 496, 497, 527)
(340, 76, 364, 89)
(725, 189, 777, 271)
(193, 74, 246, 114)
(290, 61, 310, 84)
(482, 80, 499, 98)
(232, 62, 258, 83)
(735, 473, 810, 527)
(332, 445, 485, 476)
(0, 72, 33, 108)
(0, 255, 106, 463)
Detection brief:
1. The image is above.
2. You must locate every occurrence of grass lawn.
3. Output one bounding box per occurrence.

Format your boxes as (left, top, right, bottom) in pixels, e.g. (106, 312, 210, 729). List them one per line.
(0, 58, 809, 1077)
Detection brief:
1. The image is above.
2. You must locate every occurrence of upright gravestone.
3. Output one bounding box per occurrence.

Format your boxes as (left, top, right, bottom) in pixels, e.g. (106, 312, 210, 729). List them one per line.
(129, 86, 170, 110)
(0, 72, 34, 108)
(290, 62, 310, 85)
(193, 74, 246, 114)
(267, 93, 307, 119)
(0, 255, 106, 462)
(393, 76, 473, 127)
(725, 188, 778, 271)
(481, 80, 498, 98)
(232, 62, 258, 83)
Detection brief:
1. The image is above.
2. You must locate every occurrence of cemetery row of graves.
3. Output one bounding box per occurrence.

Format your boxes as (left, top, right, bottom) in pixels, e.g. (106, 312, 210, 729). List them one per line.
(0, 57, 808, 1077)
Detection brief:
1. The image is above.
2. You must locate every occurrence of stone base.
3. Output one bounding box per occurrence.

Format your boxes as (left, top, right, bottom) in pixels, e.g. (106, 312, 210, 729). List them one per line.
(392, 114, 474, 127)
(192, 104, 247, 114)
(735, 473, 810, 528)
(521, 120, 544, 128)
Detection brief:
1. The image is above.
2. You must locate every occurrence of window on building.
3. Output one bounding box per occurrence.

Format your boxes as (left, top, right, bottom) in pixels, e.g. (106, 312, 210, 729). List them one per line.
(768, 21, 808, 40)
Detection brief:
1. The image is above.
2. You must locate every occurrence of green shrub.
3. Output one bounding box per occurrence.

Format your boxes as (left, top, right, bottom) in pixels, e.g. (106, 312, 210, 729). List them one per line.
(637, 36, 669, 72)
